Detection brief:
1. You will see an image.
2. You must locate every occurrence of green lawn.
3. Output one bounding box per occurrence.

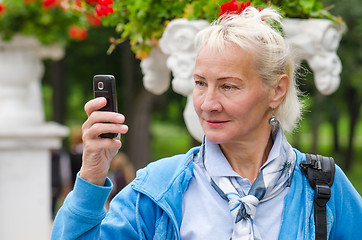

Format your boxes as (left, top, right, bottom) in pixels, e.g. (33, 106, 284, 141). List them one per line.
(286, 115, 362, 195)
(345, 149, 362, 195)
(150, 122, 193, 161)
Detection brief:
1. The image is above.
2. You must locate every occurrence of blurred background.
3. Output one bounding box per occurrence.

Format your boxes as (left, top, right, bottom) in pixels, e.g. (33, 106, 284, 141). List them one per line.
(42, 0, 362, 198)
(0, 1, 361, 237)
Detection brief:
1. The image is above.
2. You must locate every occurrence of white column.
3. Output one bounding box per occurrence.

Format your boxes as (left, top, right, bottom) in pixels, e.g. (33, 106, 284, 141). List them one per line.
(0, 35, 68, 240)
(0, 124, 68, 240)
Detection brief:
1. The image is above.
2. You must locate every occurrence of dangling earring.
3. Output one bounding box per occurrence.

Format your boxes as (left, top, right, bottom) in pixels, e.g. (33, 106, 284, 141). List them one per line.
(269, 109, 277, 126)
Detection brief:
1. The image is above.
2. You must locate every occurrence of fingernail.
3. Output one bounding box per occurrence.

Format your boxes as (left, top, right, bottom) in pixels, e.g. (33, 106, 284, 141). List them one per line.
(120, 125, 128, 132)
(117, 115, 125, 122)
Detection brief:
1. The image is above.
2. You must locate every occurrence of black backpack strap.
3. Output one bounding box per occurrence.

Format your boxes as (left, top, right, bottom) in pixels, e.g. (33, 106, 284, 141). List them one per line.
(300, 154, 335, 240)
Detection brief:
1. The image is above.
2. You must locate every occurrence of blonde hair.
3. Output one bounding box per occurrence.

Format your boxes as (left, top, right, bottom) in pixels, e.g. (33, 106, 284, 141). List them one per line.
(195, 7, 303, 132)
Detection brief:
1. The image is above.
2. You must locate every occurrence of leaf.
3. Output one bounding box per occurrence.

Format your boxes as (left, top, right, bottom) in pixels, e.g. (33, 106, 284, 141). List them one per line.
(299, 0, 316, 14)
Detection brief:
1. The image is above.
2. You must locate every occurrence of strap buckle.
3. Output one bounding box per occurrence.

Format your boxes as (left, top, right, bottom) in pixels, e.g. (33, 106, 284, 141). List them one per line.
(315, 185, 331, 207)
(300, 156, 322, 171)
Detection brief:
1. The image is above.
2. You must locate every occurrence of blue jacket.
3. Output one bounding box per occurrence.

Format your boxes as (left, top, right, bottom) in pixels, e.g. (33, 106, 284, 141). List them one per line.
(51, 147, 362, 239)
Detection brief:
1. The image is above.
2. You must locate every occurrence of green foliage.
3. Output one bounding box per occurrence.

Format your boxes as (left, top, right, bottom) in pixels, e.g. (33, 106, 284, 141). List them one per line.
(102, 0, 193, 58)
(0, 0, 89, 45)
(265, 0, 324, 18)
(346, 144, 362, 194)
(100, 0, 341, 58)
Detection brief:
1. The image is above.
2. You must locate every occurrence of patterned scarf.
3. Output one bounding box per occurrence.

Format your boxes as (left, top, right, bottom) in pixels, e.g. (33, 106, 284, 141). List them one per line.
(198, 128, 296, 240)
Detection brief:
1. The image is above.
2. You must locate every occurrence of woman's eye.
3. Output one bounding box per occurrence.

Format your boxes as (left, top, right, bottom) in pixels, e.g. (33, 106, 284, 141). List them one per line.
(223, 85, 236, 90)
(195, 80, 206, 87)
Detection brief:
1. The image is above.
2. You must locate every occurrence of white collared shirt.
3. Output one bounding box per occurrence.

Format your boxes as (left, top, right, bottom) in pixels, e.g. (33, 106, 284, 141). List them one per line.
(180, 130, 289, 239)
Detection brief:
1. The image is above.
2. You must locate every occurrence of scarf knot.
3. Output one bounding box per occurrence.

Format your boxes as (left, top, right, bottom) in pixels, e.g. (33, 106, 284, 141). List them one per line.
(226, 188, 259, 222)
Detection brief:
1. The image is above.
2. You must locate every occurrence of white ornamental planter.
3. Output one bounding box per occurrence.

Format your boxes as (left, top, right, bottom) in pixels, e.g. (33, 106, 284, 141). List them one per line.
(283, 18, 345, 95)
(0, 35, 69, 240)
(0, 35, 65, 124)
(140, 18, 345, 142)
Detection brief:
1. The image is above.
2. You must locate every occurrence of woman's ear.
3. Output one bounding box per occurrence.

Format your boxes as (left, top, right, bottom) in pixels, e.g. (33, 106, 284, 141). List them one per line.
(270, 74, 290, 109)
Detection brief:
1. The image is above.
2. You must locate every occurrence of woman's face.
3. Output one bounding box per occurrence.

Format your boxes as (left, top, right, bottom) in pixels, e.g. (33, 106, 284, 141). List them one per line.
(193, 44, 273, 144)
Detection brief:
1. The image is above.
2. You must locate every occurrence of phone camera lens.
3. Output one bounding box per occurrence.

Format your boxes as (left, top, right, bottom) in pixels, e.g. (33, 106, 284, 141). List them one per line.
(98, 82, 104, 90)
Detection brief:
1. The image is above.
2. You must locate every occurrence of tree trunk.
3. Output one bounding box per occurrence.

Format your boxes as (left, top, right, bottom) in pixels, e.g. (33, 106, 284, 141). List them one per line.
(345, 89, 361, 171)
(331, 117, 340, 153)
(50, 59, 66, 124)
(119, 41, 156, 170)
(311, 92, 323, 154)
(127, 90, 156, 170)
(311, 118, 319, 154)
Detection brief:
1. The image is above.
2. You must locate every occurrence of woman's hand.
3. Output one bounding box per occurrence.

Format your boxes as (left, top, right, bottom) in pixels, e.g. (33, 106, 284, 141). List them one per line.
(79, 97, 128, 186)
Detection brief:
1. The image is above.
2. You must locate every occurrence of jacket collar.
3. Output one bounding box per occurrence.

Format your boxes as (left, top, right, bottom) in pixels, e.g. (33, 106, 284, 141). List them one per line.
(131, 147, 199, 234)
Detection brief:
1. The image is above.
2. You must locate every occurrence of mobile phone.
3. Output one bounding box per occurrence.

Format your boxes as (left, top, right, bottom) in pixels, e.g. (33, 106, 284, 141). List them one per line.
(93, 75, 118, 138)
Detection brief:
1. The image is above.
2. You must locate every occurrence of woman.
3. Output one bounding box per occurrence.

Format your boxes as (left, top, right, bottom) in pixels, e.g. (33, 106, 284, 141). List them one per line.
(52, 7, 361, 239)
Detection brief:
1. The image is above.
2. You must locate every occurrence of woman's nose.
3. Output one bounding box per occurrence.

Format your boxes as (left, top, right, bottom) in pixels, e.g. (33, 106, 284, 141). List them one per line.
(200, 89, 222, 113)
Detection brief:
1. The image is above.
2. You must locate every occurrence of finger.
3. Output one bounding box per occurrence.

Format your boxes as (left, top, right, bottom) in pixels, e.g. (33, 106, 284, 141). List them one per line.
(82, 111, 126, 132)
(110, 124, 128, 140)
(83, 123, 128, 140)
(84, 97, 107, 117)
(83, 138, 123, 152)
(90, 111, 125, 124)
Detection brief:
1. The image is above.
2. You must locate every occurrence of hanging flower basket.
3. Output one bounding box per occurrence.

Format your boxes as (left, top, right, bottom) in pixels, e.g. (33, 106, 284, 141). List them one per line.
(81, 0, 344, 59)
(0, 0, 97, 45)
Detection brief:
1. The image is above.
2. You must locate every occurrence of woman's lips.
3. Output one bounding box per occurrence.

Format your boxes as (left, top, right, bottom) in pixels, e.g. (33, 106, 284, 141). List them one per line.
(205, 120, 229, 128)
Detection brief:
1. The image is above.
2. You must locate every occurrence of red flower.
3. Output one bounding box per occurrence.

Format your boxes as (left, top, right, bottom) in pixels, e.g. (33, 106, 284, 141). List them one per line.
(86, 14, 102, 27)
(86, 0, 113, 5)
(0, 3, 5, 14)
(42, 0, 59, 9)
(219, 0, 252, 18)
(68, 25, 88, 40)
(74, 0, 83, 8)
(85, 0, 114, 18)
(237, 1, 251, 14)
(86, 0, 99, 4)
(95, 4, 114, 17)
(98, 0, 113, 5)
(219, 0, 239, 16)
